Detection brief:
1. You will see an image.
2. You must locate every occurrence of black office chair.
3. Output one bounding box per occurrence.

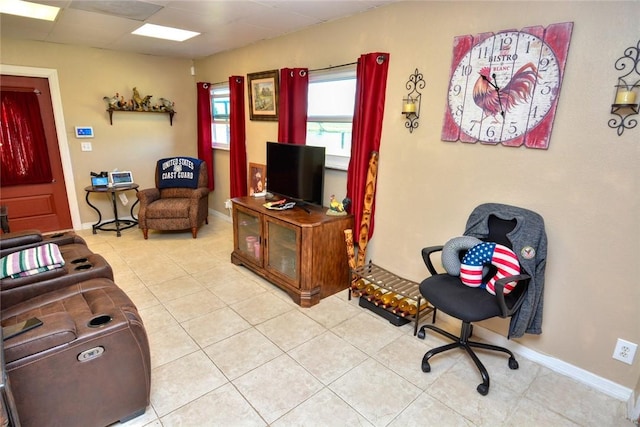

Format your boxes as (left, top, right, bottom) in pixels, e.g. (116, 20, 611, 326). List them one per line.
(417, 203, 547, 395)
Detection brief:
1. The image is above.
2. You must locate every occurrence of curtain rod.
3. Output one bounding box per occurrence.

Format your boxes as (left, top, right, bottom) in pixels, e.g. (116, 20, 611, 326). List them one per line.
(206, 61, 358, 85)
(309, 61, 357, 73)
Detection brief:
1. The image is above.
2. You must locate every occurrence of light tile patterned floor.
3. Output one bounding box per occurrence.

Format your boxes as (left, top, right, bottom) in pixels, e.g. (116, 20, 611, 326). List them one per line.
(77, 216, 634, 427)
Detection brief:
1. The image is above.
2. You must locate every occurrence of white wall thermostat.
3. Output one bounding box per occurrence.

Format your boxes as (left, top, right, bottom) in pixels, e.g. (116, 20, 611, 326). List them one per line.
(75, 126, 94, 138)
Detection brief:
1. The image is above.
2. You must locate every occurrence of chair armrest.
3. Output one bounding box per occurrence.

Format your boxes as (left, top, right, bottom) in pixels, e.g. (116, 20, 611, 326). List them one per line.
(136, 188, 160, 204)
(0, 230, 43, 250)
(493, 274, 531, 317)
(421, 245, 444, 276)
(190, 188, 209, 199)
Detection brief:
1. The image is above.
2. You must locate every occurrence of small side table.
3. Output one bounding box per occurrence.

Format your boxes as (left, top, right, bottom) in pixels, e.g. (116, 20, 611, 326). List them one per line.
(85, 184, 140, 237)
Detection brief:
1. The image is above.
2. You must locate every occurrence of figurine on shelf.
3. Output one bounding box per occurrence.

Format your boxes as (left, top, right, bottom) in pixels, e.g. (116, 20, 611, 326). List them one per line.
(132, 87, 143, 111)
(118, 95, 128, 110)
(158, 97, 175, 112)
(103, 93, 119, 109)
(141, 95, 153, 111)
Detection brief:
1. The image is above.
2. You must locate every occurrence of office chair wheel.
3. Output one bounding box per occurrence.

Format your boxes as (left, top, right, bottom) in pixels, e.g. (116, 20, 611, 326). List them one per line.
(508, 357, 519, 370)
(476, 383, 489, 396)
(417, 327, 426, 339)
(421, 355, 431, 373)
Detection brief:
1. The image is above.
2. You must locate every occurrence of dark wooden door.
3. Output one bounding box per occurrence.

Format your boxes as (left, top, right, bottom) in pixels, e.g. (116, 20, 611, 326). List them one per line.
(0, 75, 72, 233)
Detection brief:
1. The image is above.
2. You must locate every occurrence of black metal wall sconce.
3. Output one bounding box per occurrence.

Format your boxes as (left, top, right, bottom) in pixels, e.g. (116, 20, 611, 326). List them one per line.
(402, 68, 425, 133)
(609, 39, 639, 136)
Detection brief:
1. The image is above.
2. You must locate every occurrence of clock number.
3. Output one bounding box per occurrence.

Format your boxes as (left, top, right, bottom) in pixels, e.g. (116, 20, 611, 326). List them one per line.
(507, 122, 518, 134)
(540, 84, 552, 96)
(477, 47, 489, 60)
(486, 126, 496, 138)
(524, 41, 531, 54)
(452, 84, 462, 97)
(500, 36, 513, 50)
(455, 105, 463, 117)
(531, 105, 538, 118)
(538, 57, 550, 72)
(460, 65, 473, 76)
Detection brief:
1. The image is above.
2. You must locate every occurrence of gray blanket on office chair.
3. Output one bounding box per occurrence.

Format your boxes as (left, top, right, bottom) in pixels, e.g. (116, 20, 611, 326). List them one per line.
(464, 203, 548, 339)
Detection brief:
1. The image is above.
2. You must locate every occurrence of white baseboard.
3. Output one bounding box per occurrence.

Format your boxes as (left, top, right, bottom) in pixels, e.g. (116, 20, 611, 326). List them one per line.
(78, 210, 231, 232)
(435, 316, 634, 415)
(209, 208, 231, 222)
(629, 392, 640, 424)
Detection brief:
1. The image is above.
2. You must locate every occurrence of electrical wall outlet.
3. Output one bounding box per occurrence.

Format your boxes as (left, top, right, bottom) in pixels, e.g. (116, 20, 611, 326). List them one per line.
(224, 199, 232, 209)
(613, 338, 637, 365)
(81, 142, 92, 151)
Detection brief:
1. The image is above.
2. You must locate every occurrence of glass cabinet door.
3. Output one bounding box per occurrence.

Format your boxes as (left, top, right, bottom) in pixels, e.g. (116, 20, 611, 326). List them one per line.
(265, 218, 299, 283)
(235, 207, 262, 263)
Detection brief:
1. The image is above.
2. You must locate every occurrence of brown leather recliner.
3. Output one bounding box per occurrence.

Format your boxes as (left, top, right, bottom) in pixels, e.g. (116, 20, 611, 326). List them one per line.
(136, 158, 209, 239)
(1, 277, 151, 427)
(0, 231, 113, 310)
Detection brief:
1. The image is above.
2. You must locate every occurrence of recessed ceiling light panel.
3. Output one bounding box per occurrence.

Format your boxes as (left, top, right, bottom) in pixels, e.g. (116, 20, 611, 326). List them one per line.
(0, 0, 60, 21)
(132, 23, 200, 42)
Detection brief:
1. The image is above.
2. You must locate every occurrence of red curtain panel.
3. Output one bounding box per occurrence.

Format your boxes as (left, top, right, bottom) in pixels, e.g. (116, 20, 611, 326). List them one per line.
(278, 68, 309, 145)
(196, 82, 214, 190)
(0, 90, 53, 186)
(229, 76, 248, 198)
(346, 52, 390, 241)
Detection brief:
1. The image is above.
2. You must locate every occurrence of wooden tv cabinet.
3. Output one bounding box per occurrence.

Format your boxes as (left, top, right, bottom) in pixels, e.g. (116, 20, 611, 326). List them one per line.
(231, 196, 354, 307)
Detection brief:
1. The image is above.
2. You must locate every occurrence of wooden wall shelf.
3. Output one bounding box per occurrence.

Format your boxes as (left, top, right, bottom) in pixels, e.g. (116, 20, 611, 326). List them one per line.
(107, 108, 175, 126)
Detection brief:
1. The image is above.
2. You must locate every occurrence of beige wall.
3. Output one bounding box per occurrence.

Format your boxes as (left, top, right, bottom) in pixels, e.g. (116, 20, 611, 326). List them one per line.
(194, 0, 640, 392)
(1, 40, 197, 221)
(1, 0, 638, 394)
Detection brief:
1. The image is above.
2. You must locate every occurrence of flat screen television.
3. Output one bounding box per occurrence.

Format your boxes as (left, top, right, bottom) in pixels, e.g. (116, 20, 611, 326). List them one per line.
(266, 142, 325, 207)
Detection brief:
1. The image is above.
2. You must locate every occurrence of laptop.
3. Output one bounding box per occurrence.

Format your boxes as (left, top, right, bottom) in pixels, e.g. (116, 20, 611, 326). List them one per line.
(109, 171, 134, 186)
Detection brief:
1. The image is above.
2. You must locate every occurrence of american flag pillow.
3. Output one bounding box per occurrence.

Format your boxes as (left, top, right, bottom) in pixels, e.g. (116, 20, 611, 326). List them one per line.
(460, 242, 520, 295)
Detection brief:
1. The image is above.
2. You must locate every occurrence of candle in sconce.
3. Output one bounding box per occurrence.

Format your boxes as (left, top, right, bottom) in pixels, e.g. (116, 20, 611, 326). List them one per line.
(403, 102, 416, 113)
(615, 90, 636, 105)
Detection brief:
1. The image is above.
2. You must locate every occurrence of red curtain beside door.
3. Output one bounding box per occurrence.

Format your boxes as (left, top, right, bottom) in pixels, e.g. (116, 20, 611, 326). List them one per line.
(278, 68, 309, 145)
(196, 82, 214, 190)
(346, 52, 390, 242)
(0, 90, 53, 186)
(229, 76, 247, 198)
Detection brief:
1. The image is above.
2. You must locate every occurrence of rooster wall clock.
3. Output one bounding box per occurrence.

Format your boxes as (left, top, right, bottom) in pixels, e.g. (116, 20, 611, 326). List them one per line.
(441, 22, 573, 149)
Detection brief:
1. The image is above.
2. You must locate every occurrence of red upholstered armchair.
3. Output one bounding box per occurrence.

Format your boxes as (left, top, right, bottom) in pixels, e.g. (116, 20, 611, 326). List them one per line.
(136, 158, 209, 239)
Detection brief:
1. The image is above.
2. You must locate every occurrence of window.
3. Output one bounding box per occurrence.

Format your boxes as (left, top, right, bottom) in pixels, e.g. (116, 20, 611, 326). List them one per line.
(211, 83, 230, 149)
(306, 66, 356, 170)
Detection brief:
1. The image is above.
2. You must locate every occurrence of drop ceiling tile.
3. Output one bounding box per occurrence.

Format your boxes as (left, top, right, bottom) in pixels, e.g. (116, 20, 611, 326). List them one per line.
(46, 8, 140, 46)
(1, 0, 401, 58)
(0, 14, 56, 41)
(69, 0, 163, 21)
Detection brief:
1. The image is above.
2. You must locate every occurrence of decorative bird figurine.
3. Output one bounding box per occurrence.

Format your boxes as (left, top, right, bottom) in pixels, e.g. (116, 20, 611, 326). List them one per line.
(329, 195, 344, 212)
(342, 197, 351, 213)
(158, 97, 175, 112)
(132, 87, 144, 111)
(103, 93, 119, 109)
(140, 95, 153, 110)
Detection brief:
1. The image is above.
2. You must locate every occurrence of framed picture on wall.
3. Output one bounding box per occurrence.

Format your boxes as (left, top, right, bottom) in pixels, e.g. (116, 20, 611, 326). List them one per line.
(247, 70, 279, 121)
(248, 163, 266, 196)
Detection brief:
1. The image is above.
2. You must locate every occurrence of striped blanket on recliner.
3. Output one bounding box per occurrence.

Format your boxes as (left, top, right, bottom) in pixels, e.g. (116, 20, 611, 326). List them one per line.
(0, 243, 65, 279)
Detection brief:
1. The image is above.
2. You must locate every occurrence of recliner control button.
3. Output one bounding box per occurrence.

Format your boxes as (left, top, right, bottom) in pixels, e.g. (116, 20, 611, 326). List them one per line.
(77, 346, 105, 362)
